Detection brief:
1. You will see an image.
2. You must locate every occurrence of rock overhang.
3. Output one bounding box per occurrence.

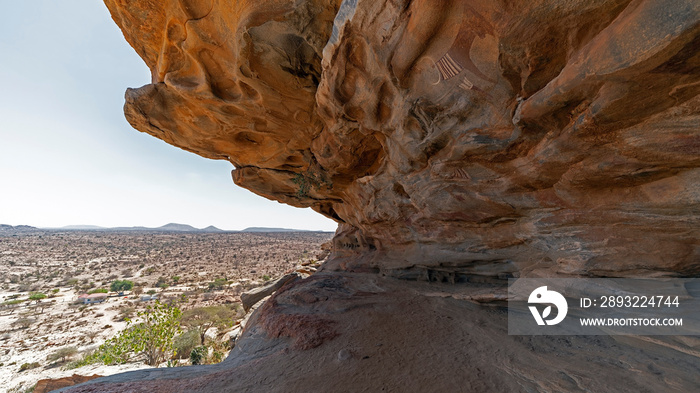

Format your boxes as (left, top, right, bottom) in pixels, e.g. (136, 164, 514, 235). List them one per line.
(105, 0, 700, 278)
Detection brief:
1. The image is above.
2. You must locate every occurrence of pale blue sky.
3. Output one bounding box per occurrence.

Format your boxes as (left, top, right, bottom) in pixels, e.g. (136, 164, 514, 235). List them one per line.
(0, 1, 337, 231)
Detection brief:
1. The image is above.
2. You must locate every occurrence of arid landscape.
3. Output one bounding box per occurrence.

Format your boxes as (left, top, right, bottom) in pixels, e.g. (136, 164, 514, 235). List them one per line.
(0, 227, 331, 392)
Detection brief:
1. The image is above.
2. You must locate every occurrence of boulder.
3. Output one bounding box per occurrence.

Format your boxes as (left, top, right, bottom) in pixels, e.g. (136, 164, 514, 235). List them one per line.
(240, 273, 300, 311)
(34, 374, 101, 393)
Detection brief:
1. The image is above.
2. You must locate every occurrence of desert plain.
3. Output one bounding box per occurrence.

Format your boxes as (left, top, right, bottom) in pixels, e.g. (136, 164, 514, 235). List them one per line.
(0, 228, 331, 392)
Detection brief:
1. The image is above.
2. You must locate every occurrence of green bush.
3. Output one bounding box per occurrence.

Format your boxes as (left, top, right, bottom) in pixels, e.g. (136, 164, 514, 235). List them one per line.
(110, 280, 134, 292)
(86, 301, 181, 367)
(1, 299, 25, 306)
(189, 346, 207, 365)
(87, 288, 108, 294)
(173, 330, 200, 360)
(181, 305, 235, 345)
(207, 278, 228, 291)
(28, 292, 47, 302)
(19, 362, 40, 372)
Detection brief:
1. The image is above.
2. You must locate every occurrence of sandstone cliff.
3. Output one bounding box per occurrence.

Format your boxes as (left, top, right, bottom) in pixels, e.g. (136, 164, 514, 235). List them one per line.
(105, 0, 699, 279)
(58, 0, 700, 391)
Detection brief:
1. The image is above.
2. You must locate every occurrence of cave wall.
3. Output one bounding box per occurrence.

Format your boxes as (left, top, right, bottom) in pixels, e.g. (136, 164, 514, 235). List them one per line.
(105, 0, 700, 278)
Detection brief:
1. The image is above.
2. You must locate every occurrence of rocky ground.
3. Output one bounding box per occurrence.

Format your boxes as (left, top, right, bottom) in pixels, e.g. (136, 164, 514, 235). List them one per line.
(0, 230, 331, 393)
(56, 271, 700, 393)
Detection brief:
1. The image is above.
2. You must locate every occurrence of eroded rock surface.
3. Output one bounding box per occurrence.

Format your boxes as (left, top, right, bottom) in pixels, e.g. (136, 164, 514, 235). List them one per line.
(105, 0, 699, 278)
(58, 273, 700, 392)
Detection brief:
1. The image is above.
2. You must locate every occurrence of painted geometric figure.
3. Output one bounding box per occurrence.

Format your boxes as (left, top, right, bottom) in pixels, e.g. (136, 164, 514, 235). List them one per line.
(458, 77, 474, 91)
(435, 4, 496, 86)
(436, 53, 464, 80)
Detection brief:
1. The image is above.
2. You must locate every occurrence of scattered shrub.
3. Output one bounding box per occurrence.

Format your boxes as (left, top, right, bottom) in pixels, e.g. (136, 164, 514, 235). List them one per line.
(1, 299, 25, 307)
(209, 350, 224, 364)
(64, 350, 95, 370)
(181, 305, 235, 345)
(114, 306, 135, 322)
(207, 278, 228, 291)
(12, 317, 35, 329)
(18, 362, 40, 372)
(47, 346, 78, 363)
(28, 292, 46, 302)
(189, 346, 207, 365)
(87, 288, 108, 294)
(86, 330, 100, 344)
(173, 329, 200, 360)
(156, 277, 169, 289)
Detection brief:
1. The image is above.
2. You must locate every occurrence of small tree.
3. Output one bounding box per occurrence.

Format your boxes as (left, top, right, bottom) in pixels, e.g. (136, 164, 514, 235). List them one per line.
(91, 301, 181, 367)
(47, 346, 78, 363)
(28, 292, 47, 304)
(181, 305, 235, 345)
(110, 280, 134, 293)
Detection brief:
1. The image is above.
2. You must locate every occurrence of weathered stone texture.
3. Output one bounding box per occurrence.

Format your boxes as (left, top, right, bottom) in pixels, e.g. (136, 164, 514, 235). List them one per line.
(105, 0, 699, 278)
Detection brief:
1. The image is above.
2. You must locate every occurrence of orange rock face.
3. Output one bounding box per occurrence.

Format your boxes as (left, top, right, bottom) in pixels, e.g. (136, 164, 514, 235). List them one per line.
(106, 0, 700, 277)
(34, 374, 102, 393)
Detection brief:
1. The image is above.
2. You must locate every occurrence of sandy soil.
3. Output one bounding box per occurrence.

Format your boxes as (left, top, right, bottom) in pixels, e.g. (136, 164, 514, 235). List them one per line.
(0, 288, 143, 392)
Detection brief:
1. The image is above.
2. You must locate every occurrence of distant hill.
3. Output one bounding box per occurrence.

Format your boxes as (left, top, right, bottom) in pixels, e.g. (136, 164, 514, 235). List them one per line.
(0, 224, 39, 233)
(40, 223, 228, 233)
(109, 226, 151, 231)
(156, 223, 199, 232)
(61, 225, 106, 230)
(242, 227, 311, 232)
(10, 223, 323, 233)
